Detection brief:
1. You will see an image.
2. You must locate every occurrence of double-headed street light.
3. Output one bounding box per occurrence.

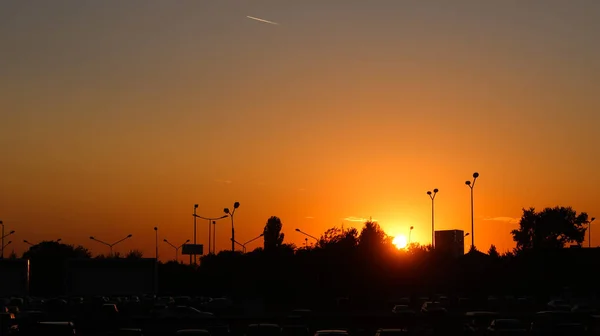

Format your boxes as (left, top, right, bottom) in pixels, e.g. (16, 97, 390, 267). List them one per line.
(230, 233, 264, 253)
(193, 214, 228, 254)
(0, 224, 15, 259)
(465, 172, 479, 251)
(295, 228, 318, 242)
(224, 202, 240, 252)
(89, 234, 133, 256)
(589, 217, 596, 248)
(427, 188, 439, 248)
(231, 238, 244, 252)
(164, 239, 190, 262)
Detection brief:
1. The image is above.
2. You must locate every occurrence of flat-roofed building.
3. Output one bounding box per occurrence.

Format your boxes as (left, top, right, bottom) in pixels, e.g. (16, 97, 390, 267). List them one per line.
(435, 229, 465, 257)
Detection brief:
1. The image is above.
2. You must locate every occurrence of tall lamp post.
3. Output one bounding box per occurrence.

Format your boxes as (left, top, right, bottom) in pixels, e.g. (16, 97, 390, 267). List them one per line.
(164, 239, 190, 262)
(192, 204, 198, 265)
(1, 227, 15, 259)
(192, 214, 228, 254)
(211, 221, 216, 253)
(408, 226, 414, 244)
(154, 227, 159, 260)
(89, 234, 133, 256)
(224, 202, 240, 252)
(0, 220, 3, 259)
(427, 188, 439, 248)
(589, 217, 596, 248)
(465, 172, 479, 251)
(242, 233, 264, 253)
(295, 228, 318, 243)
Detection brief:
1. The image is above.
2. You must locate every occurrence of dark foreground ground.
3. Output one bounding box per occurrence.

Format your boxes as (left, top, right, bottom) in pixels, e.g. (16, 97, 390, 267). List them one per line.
(2, 295, 600, 335)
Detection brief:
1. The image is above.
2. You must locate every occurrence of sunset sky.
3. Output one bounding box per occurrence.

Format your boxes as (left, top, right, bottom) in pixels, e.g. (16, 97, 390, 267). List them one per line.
(1, 1, 599, 260)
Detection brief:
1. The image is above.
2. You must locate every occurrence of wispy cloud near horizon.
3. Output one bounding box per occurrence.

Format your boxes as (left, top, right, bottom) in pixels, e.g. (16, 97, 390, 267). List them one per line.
(484, 216, 520, 224)
(305, 216, 314, 219)
(246, 16, 279, 25)
(214, 179, 232, 184)
(343, 216, 375, 223)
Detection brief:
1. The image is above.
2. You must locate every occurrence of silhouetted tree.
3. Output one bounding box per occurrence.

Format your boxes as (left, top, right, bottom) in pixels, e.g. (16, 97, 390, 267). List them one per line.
(511, 206, 588, 251)
(488, 244, 499, 258)
(358, 220, 389, 251)
(263, 216, 284, 251)
(126, 249, 144, 259)
(318, 226, 359, 250)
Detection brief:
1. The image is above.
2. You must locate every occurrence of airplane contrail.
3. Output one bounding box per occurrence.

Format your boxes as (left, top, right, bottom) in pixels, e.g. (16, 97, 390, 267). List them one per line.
(246, 16, 279, 25)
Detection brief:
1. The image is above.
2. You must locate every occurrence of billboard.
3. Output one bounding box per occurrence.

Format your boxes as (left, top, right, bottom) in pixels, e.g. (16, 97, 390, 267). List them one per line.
(65, 258, 156, 296)
(181, 244, 203, 255)
(0, 259, 29, 296)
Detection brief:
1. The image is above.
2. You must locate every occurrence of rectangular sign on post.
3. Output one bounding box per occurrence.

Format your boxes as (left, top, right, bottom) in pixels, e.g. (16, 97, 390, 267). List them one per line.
(181, 244, 204, 256)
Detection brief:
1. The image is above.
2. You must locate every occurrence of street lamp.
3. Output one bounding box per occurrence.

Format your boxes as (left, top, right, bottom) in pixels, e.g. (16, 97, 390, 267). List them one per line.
(89, 234, 133, 256)
(242, 233, 264, 253)
(409, 226, 414, 244)
(427, 188, 439, 248)
(1, 240, 11, 253)
(465, 232, 470, 237)
(192, 204, 198, 265)
(0, 228, 15, 259)
(224, 202, 240, 252)
(0, 220, 3, 259)
(193, 214, 228, 254)
(231, 238, 244, 252)
(23, 238, 61, 246)
(465, 172, 479, 251)
(163, 239, 190, 262)
(154, 227, 159, 260)
(589, 217, 596, 248)
(295, 228, 318, 242)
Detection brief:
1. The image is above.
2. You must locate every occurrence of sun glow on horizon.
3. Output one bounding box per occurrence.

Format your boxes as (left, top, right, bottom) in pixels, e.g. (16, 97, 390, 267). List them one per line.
(392, 235, 408, 249)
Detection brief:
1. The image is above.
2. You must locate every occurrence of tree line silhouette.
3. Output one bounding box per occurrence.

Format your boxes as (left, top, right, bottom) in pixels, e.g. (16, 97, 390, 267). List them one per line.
(10, 205, 599, 308)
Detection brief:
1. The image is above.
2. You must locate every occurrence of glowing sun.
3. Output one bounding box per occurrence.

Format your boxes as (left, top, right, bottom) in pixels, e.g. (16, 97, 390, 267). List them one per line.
(392, 235, 408, 249)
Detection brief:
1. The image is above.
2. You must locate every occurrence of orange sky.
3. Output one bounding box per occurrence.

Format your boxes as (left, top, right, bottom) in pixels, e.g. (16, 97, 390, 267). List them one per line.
(1, 1, 599, 260)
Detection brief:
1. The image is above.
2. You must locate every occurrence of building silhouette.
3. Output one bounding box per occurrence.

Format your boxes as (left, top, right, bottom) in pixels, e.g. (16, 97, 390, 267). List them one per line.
(435, 229, 465, 257)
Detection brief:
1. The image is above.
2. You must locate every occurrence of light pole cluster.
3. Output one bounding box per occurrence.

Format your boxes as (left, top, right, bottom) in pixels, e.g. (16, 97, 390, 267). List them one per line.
(189, 202, 240, 263)
(423, 172, 479, 251)
(89, 234, 133, 256)
(192, 214, 227, 255)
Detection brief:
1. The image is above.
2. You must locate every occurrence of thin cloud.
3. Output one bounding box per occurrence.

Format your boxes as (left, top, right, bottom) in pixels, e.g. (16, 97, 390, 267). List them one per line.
(305, 216, 314, 219)
(484, 216, 520, 224)
(298, 188, 305, 191)
(343, 216, 375, 223)
(247, 16, 279, 25)
(214, 179, 232, 184)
